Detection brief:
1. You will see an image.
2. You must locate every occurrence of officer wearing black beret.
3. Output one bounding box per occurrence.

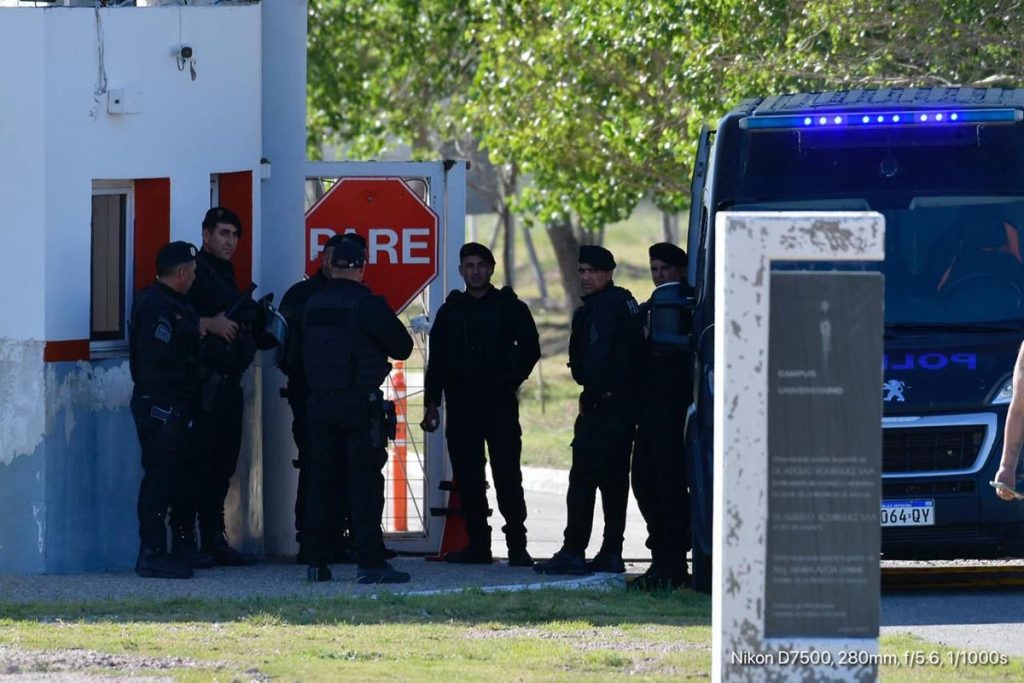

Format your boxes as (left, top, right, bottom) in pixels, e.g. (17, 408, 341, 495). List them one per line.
(278, 233, 357, 564)
(289, 239, 415, 583)
(630, 243, 695, 590)
(421, 242, 541, 566)
(536, 245, 644, 575)
(129, 241, 201, 579)
(170, 206, 259, 567)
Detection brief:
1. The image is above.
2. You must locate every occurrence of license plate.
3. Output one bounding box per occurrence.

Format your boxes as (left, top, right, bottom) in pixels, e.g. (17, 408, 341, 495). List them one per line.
(881, 500, 934, 527)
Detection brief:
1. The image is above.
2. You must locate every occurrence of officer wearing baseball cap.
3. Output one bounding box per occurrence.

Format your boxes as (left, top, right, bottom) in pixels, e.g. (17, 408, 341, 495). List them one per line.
(129, 241, 202, 579)
(289, 230, 414, 583)
(278, 233, 360, 565)
(536, 244, 644, 576)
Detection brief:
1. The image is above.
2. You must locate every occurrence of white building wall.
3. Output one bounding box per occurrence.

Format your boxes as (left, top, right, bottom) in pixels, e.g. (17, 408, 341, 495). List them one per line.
(39, 6, 262, 341)
(0, 13, 46, 341)
(0, 4, 264, 573)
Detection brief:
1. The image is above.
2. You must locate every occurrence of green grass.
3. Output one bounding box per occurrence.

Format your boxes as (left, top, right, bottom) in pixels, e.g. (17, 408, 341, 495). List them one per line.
(2, 589, 710, 681)
(4, 590, 1022, 681)
(503, 202, 671, 468)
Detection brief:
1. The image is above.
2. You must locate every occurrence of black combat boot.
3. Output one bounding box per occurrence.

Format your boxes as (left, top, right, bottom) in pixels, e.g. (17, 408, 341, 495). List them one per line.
(533, 548, 588, 575)
(171, 525, 215, 569)
(585, 546, 626, 573)
(506, 545, 534, 567)
(135, 547, 193, 579)
(201, 522, 258, 567)
(443, 543, 494, 565)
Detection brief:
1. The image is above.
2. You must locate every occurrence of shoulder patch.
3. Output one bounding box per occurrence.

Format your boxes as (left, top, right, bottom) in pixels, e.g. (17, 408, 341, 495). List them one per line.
(154, 317, 173, 344)
(626, 297, 640, 315)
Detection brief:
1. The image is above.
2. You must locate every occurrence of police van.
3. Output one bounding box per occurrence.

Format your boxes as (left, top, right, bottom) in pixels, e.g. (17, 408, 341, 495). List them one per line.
(678, 88, 1024, 592)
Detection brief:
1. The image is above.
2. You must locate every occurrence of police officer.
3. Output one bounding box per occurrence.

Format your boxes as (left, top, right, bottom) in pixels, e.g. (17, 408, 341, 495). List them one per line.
(630, 243, 694, 590)
(421, 242, 541, 566)
(535, 245, 643, 575)
(129, 241, 201, 579)
(171, 207, 258, 567)
(291, 239, 414, 583)
(278, 233, 355, 564)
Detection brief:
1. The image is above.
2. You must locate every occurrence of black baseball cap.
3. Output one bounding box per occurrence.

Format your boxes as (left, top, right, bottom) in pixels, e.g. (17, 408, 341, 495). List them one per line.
(156, 241, 198, 271)
(331, 239, 366, 269)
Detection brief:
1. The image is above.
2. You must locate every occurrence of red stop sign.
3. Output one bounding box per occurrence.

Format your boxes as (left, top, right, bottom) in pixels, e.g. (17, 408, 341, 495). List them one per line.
(305, 178, 439, 312)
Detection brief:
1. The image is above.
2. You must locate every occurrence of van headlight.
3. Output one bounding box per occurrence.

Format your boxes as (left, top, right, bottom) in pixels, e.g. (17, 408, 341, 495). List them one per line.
(992, 378, 1014, 405)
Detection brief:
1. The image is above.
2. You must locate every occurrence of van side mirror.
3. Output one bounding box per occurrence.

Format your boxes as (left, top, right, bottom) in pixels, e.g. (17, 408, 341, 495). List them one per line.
(649, 282, 696, 354)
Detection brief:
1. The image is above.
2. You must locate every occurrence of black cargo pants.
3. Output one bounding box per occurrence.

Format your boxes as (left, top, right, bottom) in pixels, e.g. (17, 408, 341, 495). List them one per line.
(131, 395, 191, 552)
(631, 396, 690, 573)
(445, 391, 529, 551)
(562, 394, 635, 555)
(304, 392, 388, 568)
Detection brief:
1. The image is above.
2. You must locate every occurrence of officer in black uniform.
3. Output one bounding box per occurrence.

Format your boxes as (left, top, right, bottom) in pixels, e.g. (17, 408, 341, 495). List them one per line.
(129, 241, 201, 579)
(535, 245, 643, 575)
(630, 242, 694, 590)
(291, 239, 414, 583)
(171, 206, 259, 567)
(279, 233, 355, 564)
(421, 242, 541, 566)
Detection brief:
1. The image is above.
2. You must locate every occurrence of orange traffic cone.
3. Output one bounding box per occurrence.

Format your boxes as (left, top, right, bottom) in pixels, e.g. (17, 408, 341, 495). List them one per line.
(425, 479, 471, 561)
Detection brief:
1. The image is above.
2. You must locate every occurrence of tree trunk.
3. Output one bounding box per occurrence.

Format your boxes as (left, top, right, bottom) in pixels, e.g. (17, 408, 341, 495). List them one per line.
(522, 224, 549, 307)
(499, 165, 516, 288)
(546, 219, 582, 310)
(662, 210, 679, 243)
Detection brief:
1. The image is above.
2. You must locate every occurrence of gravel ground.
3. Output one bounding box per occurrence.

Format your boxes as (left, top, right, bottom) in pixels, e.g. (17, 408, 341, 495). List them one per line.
(0, 557, 630, 605)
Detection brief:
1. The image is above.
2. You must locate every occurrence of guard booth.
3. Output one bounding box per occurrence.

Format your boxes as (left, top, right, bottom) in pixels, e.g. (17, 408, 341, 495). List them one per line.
(301, 161, 466, 554)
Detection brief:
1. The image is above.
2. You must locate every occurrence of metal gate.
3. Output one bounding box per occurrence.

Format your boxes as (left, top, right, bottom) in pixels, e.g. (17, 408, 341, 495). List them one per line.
(303, 160, 465, 554)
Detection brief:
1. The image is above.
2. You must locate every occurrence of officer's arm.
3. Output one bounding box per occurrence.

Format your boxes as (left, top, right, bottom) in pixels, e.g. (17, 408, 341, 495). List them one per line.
(277, 283, 302, 374)
(996, 342, 1024, 497)
(423, 304, 448, 407)
(285, 309, 305, 378)
(132, 302, 179, 370)
(512, 302, 541, 386)
(363, 297, 414, 361)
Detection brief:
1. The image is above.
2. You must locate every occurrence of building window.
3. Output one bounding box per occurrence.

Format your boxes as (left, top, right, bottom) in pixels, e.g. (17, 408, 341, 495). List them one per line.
(90, 181, 133, 347)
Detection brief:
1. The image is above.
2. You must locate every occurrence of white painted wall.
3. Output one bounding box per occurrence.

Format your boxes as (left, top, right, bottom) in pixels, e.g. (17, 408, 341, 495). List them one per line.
(0, 6, 262, 343)
(0, 13, 46, 341)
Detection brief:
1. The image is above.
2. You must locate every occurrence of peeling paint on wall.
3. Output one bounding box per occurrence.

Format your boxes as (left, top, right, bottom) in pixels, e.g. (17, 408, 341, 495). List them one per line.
(31, 504, 44, 555)
(0, 339, 46, 466)
(45, 360, 133, 445)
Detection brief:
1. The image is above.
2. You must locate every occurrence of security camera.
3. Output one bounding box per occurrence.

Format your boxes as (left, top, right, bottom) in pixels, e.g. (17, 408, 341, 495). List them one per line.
(172, 44, 194, 60)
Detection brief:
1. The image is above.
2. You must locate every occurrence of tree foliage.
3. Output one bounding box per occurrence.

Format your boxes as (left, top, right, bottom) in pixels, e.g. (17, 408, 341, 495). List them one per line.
(307, 0, 1024, 254)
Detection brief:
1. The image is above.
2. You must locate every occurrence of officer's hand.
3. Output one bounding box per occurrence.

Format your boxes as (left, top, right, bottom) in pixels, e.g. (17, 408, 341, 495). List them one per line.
(995, 466, 1018, 500)
(420, 404, 441, 432)
(206, 313, 239, 342)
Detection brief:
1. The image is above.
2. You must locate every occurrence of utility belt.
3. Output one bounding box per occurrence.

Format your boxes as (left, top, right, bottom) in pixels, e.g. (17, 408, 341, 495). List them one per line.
(310, 387, 397, 447)
(578, 389, 634, 415)
(133, 393, 193, 427)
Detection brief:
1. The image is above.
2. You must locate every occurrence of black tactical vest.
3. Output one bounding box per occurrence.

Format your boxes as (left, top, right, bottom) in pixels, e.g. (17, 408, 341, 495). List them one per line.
(129, 283, 201, 406)
(302, 280, 393, 393)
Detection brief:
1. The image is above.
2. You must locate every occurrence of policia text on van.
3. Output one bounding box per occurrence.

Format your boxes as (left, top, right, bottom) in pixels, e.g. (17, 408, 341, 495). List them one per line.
(654, 88, 1024, 593)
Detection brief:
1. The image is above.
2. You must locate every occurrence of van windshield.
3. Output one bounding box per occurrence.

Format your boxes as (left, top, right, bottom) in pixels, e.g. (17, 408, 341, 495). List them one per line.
(738, 198, 1024, 326)
(718, 122, 1024, 327)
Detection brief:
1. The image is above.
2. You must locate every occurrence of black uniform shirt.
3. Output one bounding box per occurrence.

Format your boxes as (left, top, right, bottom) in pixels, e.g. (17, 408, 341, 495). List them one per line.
(568, 283, 643, 398)
(277, 269, 330, 385)
(189, 250, 256, 376)
(424, 285, 541, 405)
(291, 278, 414, 393)
(129, 281, 201, 408)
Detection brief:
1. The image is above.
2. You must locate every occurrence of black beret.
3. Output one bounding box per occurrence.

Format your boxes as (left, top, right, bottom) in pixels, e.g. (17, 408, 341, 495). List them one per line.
(156, 241, 198, 271)
(578, 245, 616, 271)
(649, 242, 688, 268)
(459, 242, 495, 265)
(331, 239, 366, 269)
(340, 231, 368, 250)
(202, 206, 243, 237)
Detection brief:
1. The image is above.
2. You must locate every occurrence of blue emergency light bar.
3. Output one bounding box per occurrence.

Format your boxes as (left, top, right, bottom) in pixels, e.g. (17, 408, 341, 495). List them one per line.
(740, 108, 1022, 131)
